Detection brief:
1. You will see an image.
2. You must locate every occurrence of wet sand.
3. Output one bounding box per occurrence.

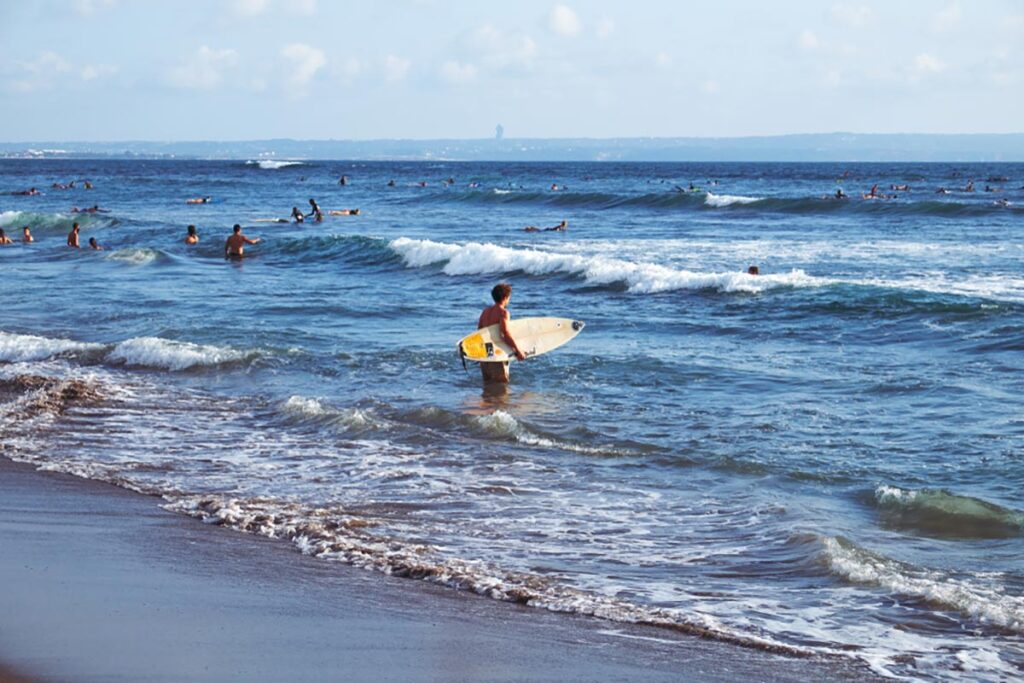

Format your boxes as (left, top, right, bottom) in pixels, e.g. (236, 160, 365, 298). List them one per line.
(0, 457, 877, 682)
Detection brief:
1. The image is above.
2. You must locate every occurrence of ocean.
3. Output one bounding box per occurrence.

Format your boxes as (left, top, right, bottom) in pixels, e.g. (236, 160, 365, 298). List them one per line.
(1, 158, 1022, 680)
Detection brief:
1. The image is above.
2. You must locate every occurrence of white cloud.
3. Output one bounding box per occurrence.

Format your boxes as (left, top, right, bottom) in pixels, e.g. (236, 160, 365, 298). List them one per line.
(167, 46, 239, 89)
(596, 18, 615, 39)
(549, 5, 581, 37)
(384, 54, 411, 82)
(17, 52, 73, 76)
(284, 0, 316, 15)
(913, 53, 946, 74)
(440, 60, 478, 84)
(336, 57, 364, 84)
(655, 52, 672, 68)
(73, 0, 116, 15)
(799, 29, 820, 50)
(831, 3, 873, 28)
(932, 2, 960, 32)
(281, 43, 326, 91)
(466, 25, 537, 71)
(8, 51, 117, 92)
(232, 0, 269, 16)
(80, 64, 118, 81)
(701, 80, 720, 94)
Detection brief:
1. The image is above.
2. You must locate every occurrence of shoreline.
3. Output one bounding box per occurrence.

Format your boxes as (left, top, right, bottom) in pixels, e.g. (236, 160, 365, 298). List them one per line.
(0, 456, 878, 682)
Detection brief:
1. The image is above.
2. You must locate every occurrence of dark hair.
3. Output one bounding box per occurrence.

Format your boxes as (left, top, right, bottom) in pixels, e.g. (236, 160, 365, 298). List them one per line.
(72, 222, 79, 230)
(747, 265, 759, 275)
(89, 237, 97, 245)
(233, 224, 241, 233)
(22, 225, 30, 231)
(491, 283, 512, 303)
(0, 229, 6, 237)
(187, 225, 196, 235)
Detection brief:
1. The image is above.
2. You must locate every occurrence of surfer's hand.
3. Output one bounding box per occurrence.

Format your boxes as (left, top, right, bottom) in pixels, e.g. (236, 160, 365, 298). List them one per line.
(515, 350, 526, 361)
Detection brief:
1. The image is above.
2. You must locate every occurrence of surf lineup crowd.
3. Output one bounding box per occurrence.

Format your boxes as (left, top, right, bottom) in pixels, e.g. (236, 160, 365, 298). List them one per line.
(4, 169, 1017, 257)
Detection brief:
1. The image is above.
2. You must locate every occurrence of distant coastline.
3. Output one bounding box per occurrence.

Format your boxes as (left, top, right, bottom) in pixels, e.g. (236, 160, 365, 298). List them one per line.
(2, 133, 1024, 162)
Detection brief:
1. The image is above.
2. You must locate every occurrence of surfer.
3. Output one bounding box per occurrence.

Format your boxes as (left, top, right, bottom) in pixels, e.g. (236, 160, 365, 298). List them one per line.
(67, 223, 80, 248)
(545, 220, 568, 232)
(22, 226, 33, 243)
(224, 224, 261, 259)
(328, 209, 360, 216)
(0, 229, 13, 245)
(747, 265, 759, 275)
(478, 283, 526, 383)
(291, 207, 305, 223)
(308, 198, 323, 222)
(186, 196, 212, 204)
(185, 225, 199, 245)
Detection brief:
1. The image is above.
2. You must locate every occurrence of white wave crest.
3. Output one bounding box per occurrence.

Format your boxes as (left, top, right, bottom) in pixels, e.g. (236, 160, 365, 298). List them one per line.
(821, 536, 1024, 632)
(248, 160, 304, 170)
(107, 337, 251, 371)
(0, 331, 103, 363)
(281, 395, 379, 430)
(704, 192, 762, 207)
(106, 248, 161, 265)
(388, 237, 821, 294)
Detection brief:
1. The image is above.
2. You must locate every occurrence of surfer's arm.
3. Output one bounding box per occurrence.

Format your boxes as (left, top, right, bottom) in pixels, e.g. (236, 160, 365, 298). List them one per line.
(244, 236, 261, 245)
(499, 311, 526, 361)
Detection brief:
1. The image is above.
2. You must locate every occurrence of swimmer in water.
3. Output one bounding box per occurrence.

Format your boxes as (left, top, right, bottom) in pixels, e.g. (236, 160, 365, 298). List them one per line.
(186, 196, 212, 204)
(185, 224, 199, 245)
(88, 237, 103, 251)
(22, 226, 33, 243)
(748, 265, 760, 275)
(0, 229, 13, 245)
(544, 220, 568, 232)
(327, 208, 360, 216)
(67, 222, 80, 248)
(224, 224, 261, 259)
(291, 207, 305, 223)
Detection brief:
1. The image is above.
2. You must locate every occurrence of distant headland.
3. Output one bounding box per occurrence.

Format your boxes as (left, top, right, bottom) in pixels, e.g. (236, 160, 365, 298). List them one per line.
(2, 132, 1023, 162)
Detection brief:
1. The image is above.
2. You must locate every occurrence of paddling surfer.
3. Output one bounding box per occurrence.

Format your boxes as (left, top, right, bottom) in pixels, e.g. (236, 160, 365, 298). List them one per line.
(478, 283, 526, 384)
(224, 224, 261, 259)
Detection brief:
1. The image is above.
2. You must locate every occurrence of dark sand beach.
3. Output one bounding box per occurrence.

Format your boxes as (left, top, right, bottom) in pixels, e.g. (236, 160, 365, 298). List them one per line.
(0, 457, 877, 682)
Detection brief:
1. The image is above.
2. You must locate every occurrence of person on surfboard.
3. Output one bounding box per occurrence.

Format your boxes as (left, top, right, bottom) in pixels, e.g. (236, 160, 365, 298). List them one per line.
(478, 283, 526, 384)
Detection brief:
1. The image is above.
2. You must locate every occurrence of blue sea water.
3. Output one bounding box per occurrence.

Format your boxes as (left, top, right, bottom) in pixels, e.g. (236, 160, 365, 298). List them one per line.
(1, 158, 1022, 680)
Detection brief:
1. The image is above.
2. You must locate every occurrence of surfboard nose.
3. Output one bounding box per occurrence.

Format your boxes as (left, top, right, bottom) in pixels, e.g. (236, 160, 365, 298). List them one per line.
(572, 320, 585, 332)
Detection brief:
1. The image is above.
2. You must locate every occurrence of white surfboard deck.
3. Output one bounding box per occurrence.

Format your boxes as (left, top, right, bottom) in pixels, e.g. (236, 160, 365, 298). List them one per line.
(458, 317, 584, 363)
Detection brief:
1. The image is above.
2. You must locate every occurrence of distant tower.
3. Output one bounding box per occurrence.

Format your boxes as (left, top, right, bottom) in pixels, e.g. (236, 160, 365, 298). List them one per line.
(495, 124, 504, 141)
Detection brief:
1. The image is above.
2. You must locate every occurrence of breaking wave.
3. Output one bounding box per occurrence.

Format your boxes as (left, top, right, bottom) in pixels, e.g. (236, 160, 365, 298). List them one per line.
(874, 485, 1023, 539)
(247, 160, 305, 170)
(0, 331, 104, 363)
(107, 337, 256, 371)
(820, 535, 1024, 633)
(388, 237, 818, 294)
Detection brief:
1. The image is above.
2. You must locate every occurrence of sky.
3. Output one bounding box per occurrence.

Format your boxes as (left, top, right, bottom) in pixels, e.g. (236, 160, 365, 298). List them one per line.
(0, 0, 1021, 141)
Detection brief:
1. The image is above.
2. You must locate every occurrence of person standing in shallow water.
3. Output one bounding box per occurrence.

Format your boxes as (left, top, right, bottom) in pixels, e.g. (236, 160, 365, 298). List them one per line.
(185, 225, 199, 245)
(477, 283, 526, 384)
(67, 222, 80, 248)
(224, 224, 261, 259)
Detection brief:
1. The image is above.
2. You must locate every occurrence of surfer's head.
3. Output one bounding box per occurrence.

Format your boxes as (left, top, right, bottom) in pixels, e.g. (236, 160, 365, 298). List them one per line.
(233, 224, 241, 233)
(491, 283, 512, 304)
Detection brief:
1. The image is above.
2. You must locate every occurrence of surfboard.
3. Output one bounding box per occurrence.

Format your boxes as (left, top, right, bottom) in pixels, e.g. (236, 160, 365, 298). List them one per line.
(458, 317, 584, 363)
(252, 218, 290, 223)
